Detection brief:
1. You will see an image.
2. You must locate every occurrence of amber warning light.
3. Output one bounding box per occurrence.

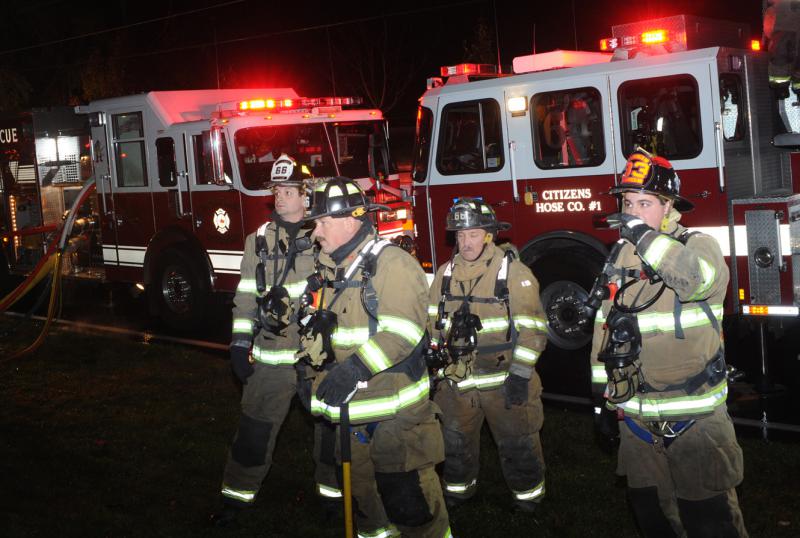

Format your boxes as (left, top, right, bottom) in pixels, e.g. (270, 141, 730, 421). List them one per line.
(751, 39, 762, 51)
(600, 28, 669, 50)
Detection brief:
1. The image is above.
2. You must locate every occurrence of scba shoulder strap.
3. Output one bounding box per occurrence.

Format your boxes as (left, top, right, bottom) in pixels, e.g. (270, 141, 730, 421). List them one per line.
(254, 220, 313, 293)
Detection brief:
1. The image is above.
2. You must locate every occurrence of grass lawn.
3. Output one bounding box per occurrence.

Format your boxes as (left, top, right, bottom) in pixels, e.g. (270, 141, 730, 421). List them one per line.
(1, 319, 798, 537)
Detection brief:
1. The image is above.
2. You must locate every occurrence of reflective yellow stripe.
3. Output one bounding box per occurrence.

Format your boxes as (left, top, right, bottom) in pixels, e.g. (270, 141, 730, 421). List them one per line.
(237, 278, 257, 294)
(332, 326, 370, 347)
(515, 315, 548, 332)
(591, 365, 607, 383)
(378, 315, 424, 345)
(687, 257, 716, 301)
(357, 527, 399, 538)
(252, 346, 298, 365)
(428, 304, 439, 317)
(513, 479, 545, 501)
(285, 279, 308, 299)
(641, 234, 675, 270)
(317, 484, 342, 498)
(637, 304, 723, 333)
(479, 318, 509, 333)
(221, 485, 257, 503)
(513, 345, 540, 365)
(444, 478, 477, 494)
(456, 371, 508, 391)
(232, 318, 254, 333)
(311, 376, 430, 422)
(358, 340, 393, 374)
(617, 380, 728, 419)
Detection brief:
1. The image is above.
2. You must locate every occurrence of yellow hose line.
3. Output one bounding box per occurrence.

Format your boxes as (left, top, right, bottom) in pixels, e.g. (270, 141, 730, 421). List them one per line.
(0, 255, 57, 311)
(3, 253, 62, 362)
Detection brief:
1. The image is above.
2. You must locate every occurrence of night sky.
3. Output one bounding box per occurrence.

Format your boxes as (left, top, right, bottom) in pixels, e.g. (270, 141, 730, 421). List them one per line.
(0, 0, 764, 124)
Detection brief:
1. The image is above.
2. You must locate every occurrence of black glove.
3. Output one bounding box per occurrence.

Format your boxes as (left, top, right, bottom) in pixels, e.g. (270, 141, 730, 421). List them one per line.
(594, 405, 620, 449)
(503, 373, 529, 409)
(614, 212, 653, 245)
(230, 345, 254, 384)
(316, 356, 372, 407)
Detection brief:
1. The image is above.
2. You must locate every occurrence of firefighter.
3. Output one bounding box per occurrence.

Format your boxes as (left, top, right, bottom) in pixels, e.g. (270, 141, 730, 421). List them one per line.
(297, 177, 452, 538)
(427, 198, 548, 513)
(764, 0, 800, 95)
(211, 154, 339, 526)
(590, 148, 748, 537)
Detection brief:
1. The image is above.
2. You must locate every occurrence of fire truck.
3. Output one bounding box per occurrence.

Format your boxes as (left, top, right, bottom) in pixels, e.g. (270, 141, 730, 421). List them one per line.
(0, 90, 413, 329)
(411, 15, 800, 358)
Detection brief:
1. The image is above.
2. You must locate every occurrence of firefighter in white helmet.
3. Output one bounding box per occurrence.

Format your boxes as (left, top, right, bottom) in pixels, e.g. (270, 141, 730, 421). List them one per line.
(590, 147, 748, 537)
(427, 197, 548, 512)
(211, 154, 339, 526)
(296, 177, 452, 537)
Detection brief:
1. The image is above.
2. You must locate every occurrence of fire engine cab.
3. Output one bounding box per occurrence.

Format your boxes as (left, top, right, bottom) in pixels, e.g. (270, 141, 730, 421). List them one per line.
(411, 15, 800, 356)
(0, 89, 412, 329)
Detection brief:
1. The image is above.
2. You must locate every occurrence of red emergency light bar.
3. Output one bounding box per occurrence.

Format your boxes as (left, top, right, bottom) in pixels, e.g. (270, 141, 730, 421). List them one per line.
(238, 96, 362, 112)
(440, 63, 498, 77)
(600, 28, 670, 50)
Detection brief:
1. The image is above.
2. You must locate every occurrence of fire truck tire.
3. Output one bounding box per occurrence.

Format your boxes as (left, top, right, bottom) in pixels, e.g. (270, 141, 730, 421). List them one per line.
(151, 248, 209, 331)
(525, 247, 603, 351)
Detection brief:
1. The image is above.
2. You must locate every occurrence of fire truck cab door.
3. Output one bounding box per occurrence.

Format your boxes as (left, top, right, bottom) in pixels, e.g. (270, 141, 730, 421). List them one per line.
(96, 109, 156, 275)
(184, 126, 244, 275)
(152, 131, 192, 234)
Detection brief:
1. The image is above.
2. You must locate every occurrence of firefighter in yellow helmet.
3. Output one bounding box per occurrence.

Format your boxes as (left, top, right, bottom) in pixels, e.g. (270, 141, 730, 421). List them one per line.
(296, 177, 452, 537)
(427, 197, 548, 512)
(211, 154, 339, 526)
(590, 148, 748, 536)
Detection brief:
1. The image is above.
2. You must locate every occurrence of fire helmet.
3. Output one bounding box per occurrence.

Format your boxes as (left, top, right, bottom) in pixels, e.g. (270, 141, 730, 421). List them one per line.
(609, 147, 693, 211)
(445, 197, 511, 232)
(306, 177, 388, 220)
(268, 153, 313, 189)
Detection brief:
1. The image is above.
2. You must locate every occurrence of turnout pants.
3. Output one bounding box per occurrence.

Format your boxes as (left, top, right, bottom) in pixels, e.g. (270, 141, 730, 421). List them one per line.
(618, 405, 748, 538)
(331, 400, 451, 538)
(435, 377, 546, 506)
(220, 364, 339, 506)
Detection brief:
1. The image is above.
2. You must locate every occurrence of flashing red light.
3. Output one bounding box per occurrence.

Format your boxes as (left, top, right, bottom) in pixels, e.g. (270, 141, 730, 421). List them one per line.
(440, 63, 497, 77)
(751, 39, 761, 51)
(641, 29, 668, 45)
(599, 37, 619, 51)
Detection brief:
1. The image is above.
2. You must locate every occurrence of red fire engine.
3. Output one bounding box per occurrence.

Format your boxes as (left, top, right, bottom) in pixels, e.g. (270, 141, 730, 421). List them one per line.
(0, 89, 413, 329)
(411, 15, 800, 355)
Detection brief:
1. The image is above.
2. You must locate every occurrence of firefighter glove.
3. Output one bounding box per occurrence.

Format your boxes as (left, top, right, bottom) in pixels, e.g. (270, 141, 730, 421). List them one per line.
(503, 373, 529, 409)
(316, 356, 372, 407)
(613, 212, 653, 245)
(230, 345, 254, 384)
(595, 405, 620, 445)
(295, 331, 328, 368)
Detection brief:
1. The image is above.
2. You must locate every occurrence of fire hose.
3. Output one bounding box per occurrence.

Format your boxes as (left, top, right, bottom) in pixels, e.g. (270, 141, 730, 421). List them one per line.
(1, 178, 97, 361)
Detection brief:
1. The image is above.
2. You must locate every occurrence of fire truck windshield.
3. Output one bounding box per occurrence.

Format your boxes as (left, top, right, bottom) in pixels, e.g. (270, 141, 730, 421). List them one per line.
(234, 121, 391, 190)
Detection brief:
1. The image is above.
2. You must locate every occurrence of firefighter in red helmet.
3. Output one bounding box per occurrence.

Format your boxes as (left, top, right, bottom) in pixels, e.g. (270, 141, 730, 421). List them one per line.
(590, 147, 748, 537)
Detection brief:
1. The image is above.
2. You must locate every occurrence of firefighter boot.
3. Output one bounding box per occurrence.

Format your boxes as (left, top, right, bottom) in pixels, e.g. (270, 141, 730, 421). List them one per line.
(513, 499, 539, 514)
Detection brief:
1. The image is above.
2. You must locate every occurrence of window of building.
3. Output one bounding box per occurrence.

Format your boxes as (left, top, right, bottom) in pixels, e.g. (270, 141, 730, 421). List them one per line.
(436, 99, 504, 175)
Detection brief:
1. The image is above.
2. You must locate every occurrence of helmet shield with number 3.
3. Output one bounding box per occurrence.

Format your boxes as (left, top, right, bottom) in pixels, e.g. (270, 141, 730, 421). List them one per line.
(268, 153, 313, 189)
(609, 147, 693, 211)
(445, 197, 511, 232)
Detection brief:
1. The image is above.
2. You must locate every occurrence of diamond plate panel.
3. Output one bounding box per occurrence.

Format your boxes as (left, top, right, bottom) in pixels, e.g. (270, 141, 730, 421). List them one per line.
(791, 203, 800, 304)
(746, 210, 781, 304)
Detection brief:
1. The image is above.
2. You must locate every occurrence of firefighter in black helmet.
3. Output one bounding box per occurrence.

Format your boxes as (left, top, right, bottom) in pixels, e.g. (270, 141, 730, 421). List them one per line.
(428, 197, 549, 513)
(590, 147, 748, 536)
(211, 154, 340, 526)
(295, 176, 452, 537)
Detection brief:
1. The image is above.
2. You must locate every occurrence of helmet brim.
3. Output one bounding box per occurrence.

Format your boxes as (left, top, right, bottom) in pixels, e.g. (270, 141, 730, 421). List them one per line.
(607, 186, 694, 212)
(304, 203, 390, 221)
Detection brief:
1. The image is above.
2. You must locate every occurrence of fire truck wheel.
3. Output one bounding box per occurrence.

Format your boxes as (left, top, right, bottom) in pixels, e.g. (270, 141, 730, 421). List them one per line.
(526, 247, 603, 351)
(151, 248, 209, 331)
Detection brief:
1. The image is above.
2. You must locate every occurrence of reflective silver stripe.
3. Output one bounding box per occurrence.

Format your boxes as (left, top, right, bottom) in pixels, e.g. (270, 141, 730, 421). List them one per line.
(641, 234, 674, 270)
(285, 279, 308, 299)
(317, 484, 343, 498)
(444, 478, 477, 494)
(221, 485, 256, 503)
(591, 365, 607, 383)
(357, 527, 399, 538)
(617, 380, 728, 418)
(456, 372, 508, 391)
(358, 339, 393, 373)
(515, 315, 548, 332)
(332, 326, 370, 347)
(513, 479, 545, 501)
(428, 304, 439, 317)
(311, 376, 430, 422)
(252, 346, 298, 365)
(237, 278, 258, 294)
(257, 222, 269, 236)
(378, 315, 424, 344)
(687, 257, 716, 301)
(513, 345, 540, 365)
